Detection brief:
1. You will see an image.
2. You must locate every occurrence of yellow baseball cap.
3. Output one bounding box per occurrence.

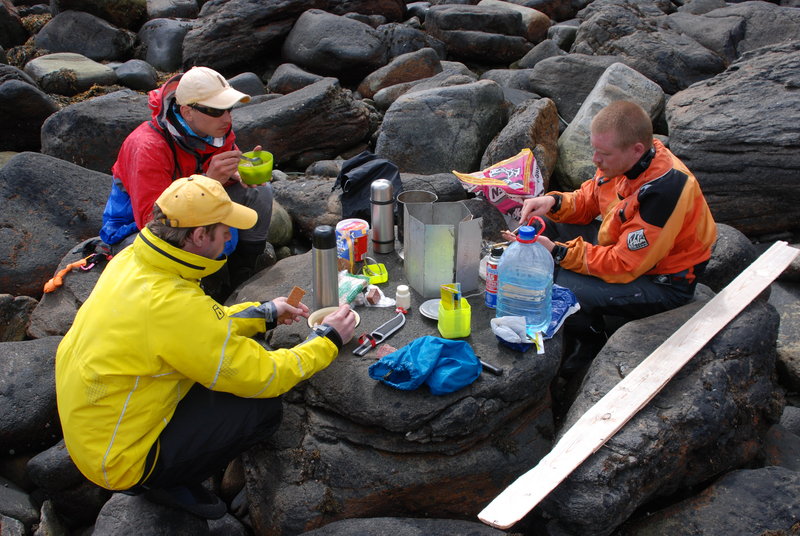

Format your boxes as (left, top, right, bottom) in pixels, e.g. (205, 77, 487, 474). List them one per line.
(156, 175, 257, 229)
(175, 66, 251, 109)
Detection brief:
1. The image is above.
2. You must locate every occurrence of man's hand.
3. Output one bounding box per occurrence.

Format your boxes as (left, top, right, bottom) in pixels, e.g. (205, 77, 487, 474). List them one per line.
(518, 196, 556, 225)
(536, 235, 555, 252)
(321, 304, 357, 345)
(234, 145, 263, 189)
(272, 297, 309, 325)
(205, 150, 243, 185)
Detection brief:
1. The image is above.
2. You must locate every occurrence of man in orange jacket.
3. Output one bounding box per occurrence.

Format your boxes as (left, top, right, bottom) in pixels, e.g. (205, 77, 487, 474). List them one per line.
(515, 101, 717, 372)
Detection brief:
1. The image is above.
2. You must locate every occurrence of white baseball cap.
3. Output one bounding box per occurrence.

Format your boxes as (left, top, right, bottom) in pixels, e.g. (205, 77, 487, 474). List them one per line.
(175, 66, 251, 109)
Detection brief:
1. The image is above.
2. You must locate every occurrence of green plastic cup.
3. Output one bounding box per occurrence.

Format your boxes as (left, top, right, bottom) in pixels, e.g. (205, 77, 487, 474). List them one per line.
(237, 150, 273, 185)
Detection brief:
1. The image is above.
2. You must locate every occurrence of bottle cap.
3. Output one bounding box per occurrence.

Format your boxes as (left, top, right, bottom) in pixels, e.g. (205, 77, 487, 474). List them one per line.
(312, 225, 336, 249)
(370, 179, 394, 203)
(491, 246, 504, 257)
(517, 226, 537, 243)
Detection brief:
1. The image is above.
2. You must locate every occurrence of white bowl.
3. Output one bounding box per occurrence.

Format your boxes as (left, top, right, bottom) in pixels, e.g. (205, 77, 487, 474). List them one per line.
(307, 307, 361, 328)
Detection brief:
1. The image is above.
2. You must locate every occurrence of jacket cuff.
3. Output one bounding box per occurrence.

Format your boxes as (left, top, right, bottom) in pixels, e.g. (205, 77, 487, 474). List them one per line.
(547, 194, 562, 214)
(310, 324, 343, 350)
(551, 244, 568, 265)
(260, 301, 279, 330)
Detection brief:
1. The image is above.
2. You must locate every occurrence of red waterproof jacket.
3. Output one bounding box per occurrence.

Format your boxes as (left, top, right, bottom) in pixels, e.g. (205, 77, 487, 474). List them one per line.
(549, 139, 717, 284)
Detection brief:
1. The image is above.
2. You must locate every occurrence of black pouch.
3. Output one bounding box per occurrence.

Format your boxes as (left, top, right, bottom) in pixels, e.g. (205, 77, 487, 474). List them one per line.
(332, 151, 403, 222)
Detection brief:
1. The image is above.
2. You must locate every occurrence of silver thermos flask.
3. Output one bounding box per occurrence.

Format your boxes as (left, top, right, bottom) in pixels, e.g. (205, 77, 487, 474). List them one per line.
(370, 179, 395, 254)
(312, 225, 338, 309)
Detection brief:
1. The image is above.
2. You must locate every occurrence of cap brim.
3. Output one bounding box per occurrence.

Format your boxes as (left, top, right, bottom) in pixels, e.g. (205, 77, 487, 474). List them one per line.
(221, 203, 258, 230)
(196, 86, 251, 109)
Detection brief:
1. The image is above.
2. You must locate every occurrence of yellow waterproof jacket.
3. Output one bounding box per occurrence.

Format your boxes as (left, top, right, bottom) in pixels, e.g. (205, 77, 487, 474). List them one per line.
(55, 228, 338, 490)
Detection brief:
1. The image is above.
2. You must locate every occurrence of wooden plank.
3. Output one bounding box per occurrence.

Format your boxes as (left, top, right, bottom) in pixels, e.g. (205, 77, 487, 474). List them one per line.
(478, 241, 799, 529)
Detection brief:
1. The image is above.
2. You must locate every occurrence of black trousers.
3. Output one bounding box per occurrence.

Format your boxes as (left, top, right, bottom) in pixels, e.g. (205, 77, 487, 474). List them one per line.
(544, 219, 696, 331)
(132, 385, 283, 491)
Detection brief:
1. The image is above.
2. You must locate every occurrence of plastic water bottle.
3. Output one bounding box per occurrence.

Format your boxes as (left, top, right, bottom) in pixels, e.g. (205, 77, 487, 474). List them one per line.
(495, 226, 553, 334)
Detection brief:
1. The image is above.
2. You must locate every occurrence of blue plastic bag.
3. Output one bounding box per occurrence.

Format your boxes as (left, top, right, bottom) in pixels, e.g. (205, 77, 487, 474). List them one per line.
(368, 336, 482, 395)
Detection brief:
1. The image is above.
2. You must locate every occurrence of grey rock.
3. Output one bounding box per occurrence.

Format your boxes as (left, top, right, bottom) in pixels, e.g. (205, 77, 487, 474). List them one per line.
(23, 53, 118, 96)
(528, 54, 622, 123)
(267, 200, 294, 248)
(762, 424, 800, 472)
(113, 59, 158, 91)
(27, 441, 84, 491)
(547, 20, 578, 50)
(0, 513, 25, 536)
(51, 0, 146, 31)
(555, 62, 665, 190)
(667, 41, 800, 235)
(515, 38, 568, 69)
(344, 12, 387, 28)
(34, 10, 136, 62)
(701, 223, 758, 293)
(372, 71, 475, 111)
(779, 244, 800, 283)
(511, 0, 582, 22)
(92, 493, 210, 535)
(33, 500, 68, 536)
(479, 68, 536, 92)
(228, 72, 266, 99)
(0, 153, 109, 298)
(357, 47, 442, 99)
(375, 80, 506, 175)
(327, 0, 407, 21)
(425, 5, 533, 64)
(41, 89, 149, 175)
(662, 10, 744, 64)
(572, 0, 726, 94)
(617, 466, 800, 536)
(462, 197, 510, 244)
(282, 9, 389, 82)
(147, 0, 199, 19)
(299, 517, 507, 535)
(26, 238, 107, 339)
(183, 0, 322, 75)
(676, 0, 726, 15)
(0, 337, 62, 454)
(233, 78, 373, 170)
(208, 513, 249, 536)
(0, 294, 37, 342)
(233, 252, 561, 534)
(0, 2, 29, 49)
(543, 299, 781, 536)
(376, 22, 446, 60)
(270, 174, 341, 240)
(480, 97, 559, 187)
(406, 2, 430, 22)
(267, 63, 325, 94)
(770, 280, 800, 392)
(137, 18, 192, 73)
(478, 0, 551, 43)
(0, 476, 38, 529)
(698, 2, 800, 58)
(781, 405, 800, 436)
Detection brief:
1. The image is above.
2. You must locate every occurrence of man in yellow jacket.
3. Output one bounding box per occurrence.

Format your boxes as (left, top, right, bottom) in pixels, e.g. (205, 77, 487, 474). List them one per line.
(56, 175, 356, 519)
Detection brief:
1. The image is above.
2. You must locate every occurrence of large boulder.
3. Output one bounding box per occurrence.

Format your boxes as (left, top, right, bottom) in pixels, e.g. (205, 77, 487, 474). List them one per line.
(480, 96, 560, 187)
(40, 89, 149, 175)
(375, 80, 506, 175)
(34, 10, 136, 62)
(232, 252, 562, 535)
(554, 62, 665, 190)
(572, 0, 726, 94)
(667, 41, 800, 236)
(92, 493, 209, 535)
(268, 63, 325, 94)
(617, 466, 800, 535)
(373, 70, 476, 111)
(478, 0, 551, 43)
(183, 0, 323, 75)
(0, 153, 109, 298)
(0, 64, 59, 152)
(300, 517, 506, 535)
(539, 299, 782, 535)
(0, 337, 62, 454)
(136, 17, 193, 73)
(0, 2, 28, 49)
(357, 47, 442, 100)
(0, 294, 36, 343)
(233, 78, 373, 170)
(23, 53, 118, 96)
(327, 0, 406, 21)
(375, 22, 447, 60)
(51, 0, 147, 31)
(700, 223, 758, 293)
(281, 9, 389, 83)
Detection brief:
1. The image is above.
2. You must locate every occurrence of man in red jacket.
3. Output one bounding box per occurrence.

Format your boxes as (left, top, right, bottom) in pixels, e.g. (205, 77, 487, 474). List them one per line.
(513, 100, 717, 373)
(100, 66, 271, 300)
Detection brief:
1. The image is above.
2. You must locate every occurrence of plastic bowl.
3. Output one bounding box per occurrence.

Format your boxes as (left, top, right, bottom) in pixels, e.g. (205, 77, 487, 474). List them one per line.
(307, 307, 361, 328)
(237, 150, 273, 185)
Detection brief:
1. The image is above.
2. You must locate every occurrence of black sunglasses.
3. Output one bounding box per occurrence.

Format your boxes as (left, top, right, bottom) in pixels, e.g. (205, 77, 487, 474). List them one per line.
(188, 103, 231, 118)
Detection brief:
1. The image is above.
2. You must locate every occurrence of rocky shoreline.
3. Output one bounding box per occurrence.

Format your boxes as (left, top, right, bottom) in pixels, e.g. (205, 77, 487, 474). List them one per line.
(1, 0, 800, 535)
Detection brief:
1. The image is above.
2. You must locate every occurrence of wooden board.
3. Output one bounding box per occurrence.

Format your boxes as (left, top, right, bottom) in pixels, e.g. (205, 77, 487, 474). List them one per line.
(478, 241, 799, 529)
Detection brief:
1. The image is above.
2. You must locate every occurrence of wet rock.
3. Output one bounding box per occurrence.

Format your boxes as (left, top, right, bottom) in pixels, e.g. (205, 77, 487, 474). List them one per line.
(667, 41, 800, 236)
(375, 80, 506, 175)
(23, 53, 117, 96)
(701, 223, 758, 293)
(113, 58, 158, 91)
(0, 294, 37, 342)
(515, 38, 568, 69)
(147, 0, 199, 19)
(92, 493, 209, 536)
(357, 47, 442, 100)
(0, 153, 108, 298)
(0, 337, 62, 455)
(136, 18, 193, 73)
(51, 0, 146, 31)
(555, 62, 664, 190)
(425, 4, 533, 64)
(480, 96, 559, 187)
(228, 72, 266, 98)
(541, 299, 782, 535)
(617, 466, 800, 536)
(41, 89, 148, 174)
(267, 63, 325, 94)
(183, 0, 322, 75)
(233, 78, 373, 170)
(34, 10, 136, 62)
(282, 9, 389, 83)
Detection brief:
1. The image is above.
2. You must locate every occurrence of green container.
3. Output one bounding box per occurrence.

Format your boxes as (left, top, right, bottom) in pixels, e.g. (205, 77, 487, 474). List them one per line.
(437, 298, 471, 338)
(238, 151, 273, 185)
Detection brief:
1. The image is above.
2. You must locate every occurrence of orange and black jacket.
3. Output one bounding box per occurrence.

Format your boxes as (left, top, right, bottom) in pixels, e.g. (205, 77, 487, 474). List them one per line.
(548, 139, 717, 284)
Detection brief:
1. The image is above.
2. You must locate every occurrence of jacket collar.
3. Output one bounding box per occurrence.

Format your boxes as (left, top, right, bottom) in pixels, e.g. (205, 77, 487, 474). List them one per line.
(134, 227, 226, 281)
